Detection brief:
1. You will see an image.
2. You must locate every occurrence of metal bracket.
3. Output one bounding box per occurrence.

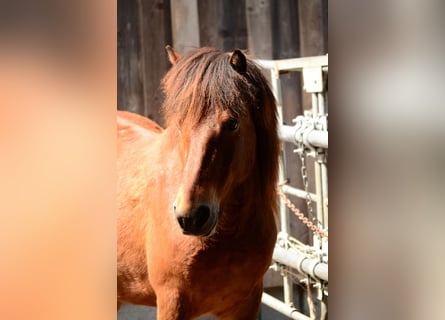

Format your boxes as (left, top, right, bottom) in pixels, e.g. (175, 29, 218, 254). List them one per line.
(292, 113, 328, 154)
(303, 67, 324, 93)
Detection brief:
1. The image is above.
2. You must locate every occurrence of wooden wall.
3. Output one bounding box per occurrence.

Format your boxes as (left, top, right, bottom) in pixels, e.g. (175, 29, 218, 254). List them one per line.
(118, 0, 172, 125)
(118, 0, 327, 122)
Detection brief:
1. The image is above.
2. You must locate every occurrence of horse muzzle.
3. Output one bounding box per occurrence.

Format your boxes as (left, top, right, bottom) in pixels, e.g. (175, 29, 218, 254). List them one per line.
(174, 203, 218, 237)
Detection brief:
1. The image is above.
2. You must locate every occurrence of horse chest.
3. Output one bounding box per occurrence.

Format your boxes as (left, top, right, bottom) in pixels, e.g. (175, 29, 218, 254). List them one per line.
(191, 243, 270, 289)
(177, 244, 269, 315)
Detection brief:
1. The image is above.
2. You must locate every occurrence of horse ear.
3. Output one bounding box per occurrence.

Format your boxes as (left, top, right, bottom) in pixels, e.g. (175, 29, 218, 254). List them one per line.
(229, 49, 247, 74)
(165, 45, 181, 65)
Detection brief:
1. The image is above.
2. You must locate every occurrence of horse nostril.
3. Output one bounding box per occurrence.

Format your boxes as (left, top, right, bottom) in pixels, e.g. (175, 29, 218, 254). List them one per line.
(194, 205, 211, 229)
(176, 205, 213, 235)
(177, 216, 189, 231)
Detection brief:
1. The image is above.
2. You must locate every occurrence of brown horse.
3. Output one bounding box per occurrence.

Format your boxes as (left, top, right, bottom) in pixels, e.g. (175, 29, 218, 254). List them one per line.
(117, 46, 279, 319)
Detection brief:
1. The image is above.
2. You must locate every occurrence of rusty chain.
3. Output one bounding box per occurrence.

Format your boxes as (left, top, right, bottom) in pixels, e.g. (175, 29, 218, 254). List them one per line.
(277, 186, 328, 239)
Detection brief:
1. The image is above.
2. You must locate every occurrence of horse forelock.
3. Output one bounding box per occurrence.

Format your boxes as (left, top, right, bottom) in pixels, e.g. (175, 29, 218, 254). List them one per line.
(162, 48, 252, 128)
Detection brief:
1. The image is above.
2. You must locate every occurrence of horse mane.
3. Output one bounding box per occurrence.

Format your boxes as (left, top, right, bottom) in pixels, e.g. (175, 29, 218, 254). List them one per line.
(161, 47, 280, 211)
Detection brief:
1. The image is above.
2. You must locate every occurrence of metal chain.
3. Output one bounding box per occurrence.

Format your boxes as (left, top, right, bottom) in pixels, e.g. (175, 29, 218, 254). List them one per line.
(277, 187, 328, 238)
(298, 147, 315, 222)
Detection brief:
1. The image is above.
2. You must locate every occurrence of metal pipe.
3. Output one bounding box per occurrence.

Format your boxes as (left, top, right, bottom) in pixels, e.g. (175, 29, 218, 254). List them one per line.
(320, 161, 328, 228)
(262, 293, 312, 320)
(314, 161, 324, 229)
(278, 155, 294, 305)
(281, 184, 319, 203)
(278, 158, 289, 235)
(255, 55, 328, 72)
(317, 92, 329, 228)
(279, 125, 328, 149)
(273, 246, 328, 281)
(279, 123, 301, 144)
(317, 92, 326, 115)
(312, 93, 318, 115)
(306, 130, 328, 149)
(271, 68, 294, 306)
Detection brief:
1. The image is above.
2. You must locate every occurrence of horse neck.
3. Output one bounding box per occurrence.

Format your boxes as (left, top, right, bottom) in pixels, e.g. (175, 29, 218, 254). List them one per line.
(219, 167, 276, 238)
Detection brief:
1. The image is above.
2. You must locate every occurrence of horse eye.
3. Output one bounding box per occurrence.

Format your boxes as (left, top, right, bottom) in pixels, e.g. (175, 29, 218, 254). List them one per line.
(222, 118, 239, 132)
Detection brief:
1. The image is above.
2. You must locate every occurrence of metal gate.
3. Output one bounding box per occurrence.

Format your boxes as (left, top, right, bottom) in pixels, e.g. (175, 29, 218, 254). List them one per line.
(256, 55, 328, 320)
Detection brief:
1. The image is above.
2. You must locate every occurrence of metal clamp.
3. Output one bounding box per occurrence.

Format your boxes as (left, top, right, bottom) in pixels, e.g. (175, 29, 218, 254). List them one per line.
(307, 259, 320, 279)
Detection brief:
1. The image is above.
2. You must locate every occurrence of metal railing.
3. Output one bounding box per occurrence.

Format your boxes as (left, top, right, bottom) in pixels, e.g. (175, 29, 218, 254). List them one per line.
(256, 55, 328, 320)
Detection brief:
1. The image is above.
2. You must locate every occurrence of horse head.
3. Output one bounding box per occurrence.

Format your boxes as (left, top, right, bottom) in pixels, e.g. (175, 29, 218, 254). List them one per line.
(162, 46, 277, 237)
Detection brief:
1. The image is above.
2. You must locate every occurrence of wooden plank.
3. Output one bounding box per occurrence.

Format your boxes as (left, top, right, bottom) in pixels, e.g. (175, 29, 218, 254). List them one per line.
(298, 0, 328, 114)
(298, 0, 327, 56)
(139, 0, 172, 125)
(198, 0, 247, 51)
(170, 0, 200, 53)
(117, 0, 144, 115)
(271, 0, 300, 59)
(245, 0, 273, 58)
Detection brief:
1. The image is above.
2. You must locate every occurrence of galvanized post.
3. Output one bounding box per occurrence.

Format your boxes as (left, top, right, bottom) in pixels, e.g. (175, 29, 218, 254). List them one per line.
(270, 67, 294, 307)
(311, 92, 318, 115)
(317, 83, 328, 320)
(318, 92, 328, 226)
(317, 92, 326, 115)
(314, 159, 324, 231)
(321, 160, 328, 227)
(311, 91, 324, 247)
